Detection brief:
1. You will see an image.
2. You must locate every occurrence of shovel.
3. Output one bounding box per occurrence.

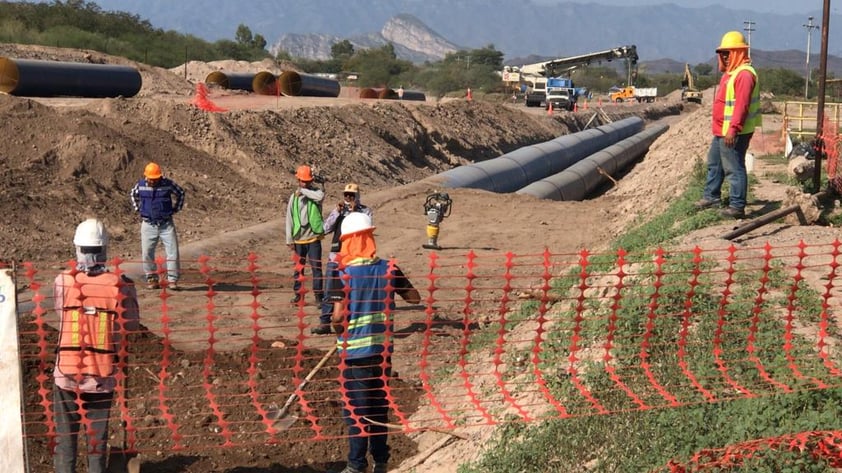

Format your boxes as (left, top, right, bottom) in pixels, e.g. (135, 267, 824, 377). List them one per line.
(268, 345, 337, 430)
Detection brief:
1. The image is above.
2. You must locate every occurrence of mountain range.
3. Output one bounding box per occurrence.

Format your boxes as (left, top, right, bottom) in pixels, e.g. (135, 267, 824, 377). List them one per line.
(86, 0, 834, 65)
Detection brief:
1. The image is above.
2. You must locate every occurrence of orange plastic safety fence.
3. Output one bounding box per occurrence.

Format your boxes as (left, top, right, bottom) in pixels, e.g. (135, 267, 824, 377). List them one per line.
(660, 430, 842, 471)
(823, 116, 842, 194)
(14, 240, 842, 460)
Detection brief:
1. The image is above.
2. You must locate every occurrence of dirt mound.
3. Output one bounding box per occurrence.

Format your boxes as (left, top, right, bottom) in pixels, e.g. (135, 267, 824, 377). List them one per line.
(9, 44, 778, 473)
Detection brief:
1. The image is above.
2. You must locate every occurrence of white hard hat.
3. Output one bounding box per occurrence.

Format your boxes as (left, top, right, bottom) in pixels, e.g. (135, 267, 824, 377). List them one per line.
(340, 212, 375, 240)
(73, 218, 108, 247)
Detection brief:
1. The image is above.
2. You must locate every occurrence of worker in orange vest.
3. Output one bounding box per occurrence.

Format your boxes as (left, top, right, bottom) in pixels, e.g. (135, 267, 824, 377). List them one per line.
(52, 218, 140, 473)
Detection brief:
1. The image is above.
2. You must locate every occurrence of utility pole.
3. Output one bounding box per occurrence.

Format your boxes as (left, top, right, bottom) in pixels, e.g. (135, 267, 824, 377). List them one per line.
(743, 20, 755, 57)
(803, 16, 819, 99)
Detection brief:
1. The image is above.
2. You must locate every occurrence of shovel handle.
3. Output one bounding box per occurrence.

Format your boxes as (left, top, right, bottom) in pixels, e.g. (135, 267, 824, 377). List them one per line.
(277, 346, 338, 414)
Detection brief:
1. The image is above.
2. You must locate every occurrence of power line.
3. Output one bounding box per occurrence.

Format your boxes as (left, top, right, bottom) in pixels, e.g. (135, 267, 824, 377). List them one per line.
(803, 16, 820, 99)
(743, 20, 756, 58)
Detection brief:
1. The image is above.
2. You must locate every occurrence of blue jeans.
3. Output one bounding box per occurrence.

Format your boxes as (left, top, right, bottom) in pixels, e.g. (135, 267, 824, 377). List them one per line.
(292, 240, 323, 299)
(703, 134, 752, 210)
(320, 260, 340, 325)
(53, 387, 114, 473)
(341, 356, 391, 471)
(141, 219, 180, 282)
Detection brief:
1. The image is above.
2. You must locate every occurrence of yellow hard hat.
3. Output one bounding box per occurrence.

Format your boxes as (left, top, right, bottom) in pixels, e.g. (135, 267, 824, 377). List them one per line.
(717, 31, 749, 52)
(144, 162, 162, 179)
(295, 165, 313, 181)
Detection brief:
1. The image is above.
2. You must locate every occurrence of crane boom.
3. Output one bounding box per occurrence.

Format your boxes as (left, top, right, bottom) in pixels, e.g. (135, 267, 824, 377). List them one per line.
(513, 45, 638, 77)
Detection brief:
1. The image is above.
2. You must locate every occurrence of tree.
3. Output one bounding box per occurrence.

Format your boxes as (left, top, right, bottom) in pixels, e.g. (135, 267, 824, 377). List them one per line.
(235, 24, 253, 45)
(331, 40, 354, 61)
(694, 62, 713, 76)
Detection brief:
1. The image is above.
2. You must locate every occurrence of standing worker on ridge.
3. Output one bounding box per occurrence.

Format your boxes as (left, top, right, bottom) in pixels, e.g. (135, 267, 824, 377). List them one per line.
(311, 182, 372, 335)
(130, 162, 185, 290)
(694, 30, 761, 219)
(285, 164, 325, 304)
(52, 218, 140, 473)
(329, 212, 420, 473)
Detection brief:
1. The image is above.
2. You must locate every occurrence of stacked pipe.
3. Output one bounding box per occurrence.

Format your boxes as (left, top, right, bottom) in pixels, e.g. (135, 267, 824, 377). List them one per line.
(204, 70, 341, 97)
(517, 123, 669, 201)
(359, 87, 426, 101)
(433, 117, 645, 193)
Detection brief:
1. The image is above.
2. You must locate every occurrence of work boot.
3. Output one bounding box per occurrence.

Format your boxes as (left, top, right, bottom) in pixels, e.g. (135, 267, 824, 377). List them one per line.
(333, 466, 363, 473)
(372, 463, 388, 473)
(693, 198, 721, 210)
(310, 325, 331, 335)
(720, 206, 745, 219)
(146, 277, 160, 290)
(167, 281, 180, 291)
(290, 294, 302, 304)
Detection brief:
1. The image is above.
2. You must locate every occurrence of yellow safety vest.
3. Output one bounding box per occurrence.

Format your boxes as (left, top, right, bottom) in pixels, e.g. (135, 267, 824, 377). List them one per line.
(722, 64, 761, 135)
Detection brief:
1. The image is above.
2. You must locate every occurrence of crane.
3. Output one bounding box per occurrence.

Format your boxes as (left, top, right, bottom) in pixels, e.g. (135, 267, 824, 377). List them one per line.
(503, 45, 639, 107)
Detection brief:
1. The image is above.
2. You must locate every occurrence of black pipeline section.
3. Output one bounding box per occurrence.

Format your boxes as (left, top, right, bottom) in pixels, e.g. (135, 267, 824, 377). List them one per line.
(517, 124, 669, 201)
(359, 87, 426, 101)
(0, 56, 141, 98)
(434, 117, 645, 193)
(278, 71, 340, 97)
(205, 71, 259, 92)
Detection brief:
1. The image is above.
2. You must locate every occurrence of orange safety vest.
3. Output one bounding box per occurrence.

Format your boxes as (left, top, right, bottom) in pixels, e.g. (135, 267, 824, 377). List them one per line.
(56, 271, 123, 378)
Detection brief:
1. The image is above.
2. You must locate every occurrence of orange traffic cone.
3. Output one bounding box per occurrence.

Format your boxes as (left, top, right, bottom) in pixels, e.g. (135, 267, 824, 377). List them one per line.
(598, 97, 602, 107)
(573, 102, 578, 112)
(583, 99, 588, 110)
(466, 88, 473, 102)
(547, 102, 553, 116)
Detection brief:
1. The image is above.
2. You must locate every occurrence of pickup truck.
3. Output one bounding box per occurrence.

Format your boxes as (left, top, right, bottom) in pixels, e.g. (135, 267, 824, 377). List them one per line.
(546, 88, 574, 111)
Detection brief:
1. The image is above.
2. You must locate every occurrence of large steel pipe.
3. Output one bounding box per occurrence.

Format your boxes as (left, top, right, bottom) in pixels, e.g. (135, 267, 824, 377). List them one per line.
(205, 71, 258, 91)
(0, 56, 141, 98)
(359, 87, 426, 101)
(435, 117, 644, 193)
(278, 71, 340, 97)
(517, 124, 669, 201)
(252, 71, 280, 95)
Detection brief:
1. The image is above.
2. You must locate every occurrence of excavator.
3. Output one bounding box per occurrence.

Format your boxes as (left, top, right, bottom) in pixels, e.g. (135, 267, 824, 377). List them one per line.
(502, 45, 639, 107)
(681, 63, 703, 104)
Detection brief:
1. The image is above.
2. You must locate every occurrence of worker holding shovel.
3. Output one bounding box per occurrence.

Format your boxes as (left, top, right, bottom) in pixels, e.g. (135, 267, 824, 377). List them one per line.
(328, 212, 420, 473)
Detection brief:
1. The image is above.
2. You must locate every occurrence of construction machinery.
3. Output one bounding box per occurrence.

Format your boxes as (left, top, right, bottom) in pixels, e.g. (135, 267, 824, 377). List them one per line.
(609, 86, 657, 103)
(681, 63, 703, 104)
(502, 45, 639, 108)
(422, 192, 452, 250)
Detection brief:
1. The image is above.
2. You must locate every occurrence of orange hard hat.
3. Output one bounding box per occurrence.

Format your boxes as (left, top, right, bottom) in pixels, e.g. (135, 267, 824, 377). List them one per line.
(295, 165, 313, 181)
(144, 162, 163, 179)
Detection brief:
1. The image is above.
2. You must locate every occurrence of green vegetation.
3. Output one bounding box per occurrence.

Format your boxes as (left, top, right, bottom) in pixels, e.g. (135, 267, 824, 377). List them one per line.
(0, 0, 270, 66)
(459, 156, 842, 473)
(1, 0, 818, 99)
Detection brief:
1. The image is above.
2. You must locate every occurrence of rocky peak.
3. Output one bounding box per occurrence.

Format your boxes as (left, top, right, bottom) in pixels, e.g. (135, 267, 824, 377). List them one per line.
(381, 14, 460, 60)
(270, 14, 460, 64)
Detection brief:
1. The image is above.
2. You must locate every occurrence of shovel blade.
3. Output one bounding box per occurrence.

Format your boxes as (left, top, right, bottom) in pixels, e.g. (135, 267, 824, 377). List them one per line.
(272, 414, 298, 431)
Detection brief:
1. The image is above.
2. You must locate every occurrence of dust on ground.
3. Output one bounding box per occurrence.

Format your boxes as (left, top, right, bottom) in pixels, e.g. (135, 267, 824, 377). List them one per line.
(5, 43, 840, 473)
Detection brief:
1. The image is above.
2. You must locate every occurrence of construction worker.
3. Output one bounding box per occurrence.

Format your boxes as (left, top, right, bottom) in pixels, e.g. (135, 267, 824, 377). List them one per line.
(52, 218, 140, 473)
(130, 162, 185, 290)
(694, 31, 761, 219)
(329, 212, 420, 473)
(285, 164, 325, 304)
(312, 183, 372, 335)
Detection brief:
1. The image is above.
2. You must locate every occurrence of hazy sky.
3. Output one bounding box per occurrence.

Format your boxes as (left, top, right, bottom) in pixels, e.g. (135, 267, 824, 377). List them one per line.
(533, 0, 830, 16)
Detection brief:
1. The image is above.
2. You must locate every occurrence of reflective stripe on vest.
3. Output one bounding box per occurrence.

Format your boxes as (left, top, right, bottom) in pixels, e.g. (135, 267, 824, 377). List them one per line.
(57, 271, 121, 378)
(722, 64, 761, 135)
(336, 259, 394, 359)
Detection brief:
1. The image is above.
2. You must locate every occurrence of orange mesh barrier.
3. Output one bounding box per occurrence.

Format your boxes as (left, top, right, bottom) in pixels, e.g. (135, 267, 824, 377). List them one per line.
(15, 240, 842, 462)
